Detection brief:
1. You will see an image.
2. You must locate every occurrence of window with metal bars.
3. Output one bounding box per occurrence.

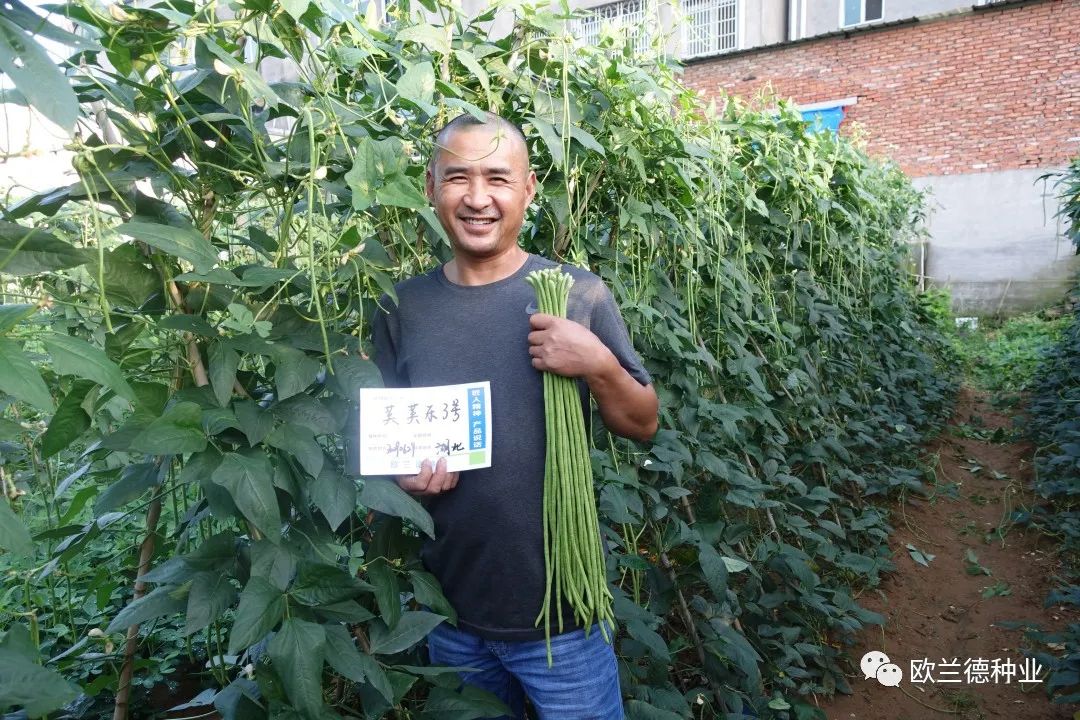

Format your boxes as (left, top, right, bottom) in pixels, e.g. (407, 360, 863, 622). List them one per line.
(681, 0, 738, 59)
(572, 0, 650, 55)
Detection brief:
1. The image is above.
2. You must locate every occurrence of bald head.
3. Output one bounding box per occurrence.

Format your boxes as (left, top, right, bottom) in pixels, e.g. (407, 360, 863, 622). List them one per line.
(429, 113, 530, 172)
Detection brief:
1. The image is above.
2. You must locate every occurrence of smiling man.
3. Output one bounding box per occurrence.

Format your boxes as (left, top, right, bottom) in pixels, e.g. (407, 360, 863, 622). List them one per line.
(369, 113, 658, 719)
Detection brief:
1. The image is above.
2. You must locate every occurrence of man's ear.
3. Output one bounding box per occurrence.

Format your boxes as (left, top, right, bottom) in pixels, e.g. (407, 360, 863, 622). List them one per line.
(425, 168, 435, 203)
(525, 169, 537, 204)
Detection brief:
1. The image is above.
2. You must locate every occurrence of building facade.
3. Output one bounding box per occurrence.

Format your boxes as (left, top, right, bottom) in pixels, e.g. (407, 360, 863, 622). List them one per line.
(564, 0, 1079, 313)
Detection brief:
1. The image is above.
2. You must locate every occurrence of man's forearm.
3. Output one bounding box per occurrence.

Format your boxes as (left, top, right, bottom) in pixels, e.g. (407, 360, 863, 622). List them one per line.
(585, 351, 659, 442)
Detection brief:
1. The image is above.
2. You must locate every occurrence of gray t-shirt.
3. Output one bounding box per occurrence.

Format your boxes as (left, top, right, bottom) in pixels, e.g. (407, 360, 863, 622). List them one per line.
(369, 253, 650, 640)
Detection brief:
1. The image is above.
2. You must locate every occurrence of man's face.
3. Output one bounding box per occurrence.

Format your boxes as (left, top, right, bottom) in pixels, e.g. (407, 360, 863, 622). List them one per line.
(426, 124, 536, 262)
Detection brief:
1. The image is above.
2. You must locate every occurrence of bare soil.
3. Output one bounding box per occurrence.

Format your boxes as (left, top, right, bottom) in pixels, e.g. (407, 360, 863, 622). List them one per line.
(821, 387, 1076, 720)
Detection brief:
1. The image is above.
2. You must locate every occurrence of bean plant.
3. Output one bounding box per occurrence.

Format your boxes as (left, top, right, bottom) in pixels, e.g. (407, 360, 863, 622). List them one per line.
(1023, 159, 1080, 705)
(0, 0, 955, 717)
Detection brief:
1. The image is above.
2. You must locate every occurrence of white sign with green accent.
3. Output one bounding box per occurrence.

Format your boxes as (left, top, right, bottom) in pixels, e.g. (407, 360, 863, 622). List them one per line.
(357, 381, 492, 476)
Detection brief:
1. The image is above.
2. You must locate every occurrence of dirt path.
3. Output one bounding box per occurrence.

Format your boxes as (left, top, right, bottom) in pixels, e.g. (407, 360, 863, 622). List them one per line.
(821, 388, 1075, 720)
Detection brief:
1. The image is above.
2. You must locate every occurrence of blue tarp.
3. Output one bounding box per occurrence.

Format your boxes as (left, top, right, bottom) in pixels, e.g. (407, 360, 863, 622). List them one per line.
(800, 105, 845, 134)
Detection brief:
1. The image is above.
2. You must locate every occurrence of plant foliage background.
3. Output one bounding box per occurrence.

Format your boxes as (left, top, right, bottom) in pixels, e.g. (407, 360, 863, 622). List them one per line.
(1023, 158, 1080, 706)
(0, 0, 955, 717)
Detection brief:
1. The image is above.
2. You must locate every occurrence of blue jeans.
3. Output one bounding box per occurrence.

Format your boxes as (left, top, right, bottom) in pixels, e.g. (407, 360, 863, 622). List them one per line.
(426, 621, 624, 720)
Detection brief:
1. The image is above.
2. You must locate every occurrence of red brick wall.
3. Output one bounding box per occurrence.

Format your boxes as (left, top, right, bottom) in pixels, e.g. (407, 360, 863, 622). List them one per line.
(680, 0, 1080, 177)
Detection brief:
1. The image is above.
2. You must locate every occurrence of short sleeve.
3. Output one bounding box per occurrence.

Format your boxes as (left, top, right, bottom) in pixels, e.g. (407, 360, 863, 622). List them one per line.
(587, 281, 652, 387)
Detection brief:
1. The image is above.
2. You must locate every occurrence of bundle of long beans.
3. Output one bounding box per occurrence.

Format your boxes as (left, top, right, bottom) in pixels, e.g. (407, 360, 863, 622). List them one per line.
(526, 268, 614, 666)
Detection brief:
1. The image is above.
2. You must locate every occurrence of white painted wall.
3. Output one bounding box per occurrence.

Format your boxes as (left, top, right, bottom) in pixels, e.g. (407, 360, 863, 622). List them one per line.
(799, 0, 975, 38)
(0, 107, 75, 196)
(552, 0, 786, 58)
(913, 168, 1079, 314)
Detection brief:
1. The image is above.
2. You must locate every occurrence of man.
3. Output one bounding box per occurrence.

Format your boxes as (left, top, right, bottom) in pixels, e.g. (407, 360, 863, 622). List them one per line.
(369, 112, 658, 719)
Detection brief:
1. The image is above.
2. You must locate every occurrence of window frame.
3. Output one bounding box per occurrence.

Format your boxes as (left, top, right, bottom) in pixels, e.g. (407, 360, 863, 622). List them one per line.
(572, 0, 651, 55)
(839, 0, 883, 29)
(680, 0, 742, 60)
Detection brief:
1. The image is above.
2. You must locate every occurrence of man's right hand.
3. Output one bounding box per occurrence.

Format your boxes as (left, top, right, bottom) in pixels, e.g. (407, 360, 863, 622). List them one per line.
(397, 457, 460, 496)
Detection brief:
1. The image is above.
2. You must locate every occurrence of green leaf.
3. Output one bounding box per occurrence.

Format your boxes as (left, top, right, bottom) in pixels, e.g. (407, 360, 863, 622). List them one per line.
(424, 686, 513, 720)
(768, 697, 793, 711)
(93, 244, 161, 308)
(272, 346, 320, 400)
(0, 417, 25, 440)
(359, 478, 435, 539)
(367, 558, 401, 629)
(528, 116, 564, 168)
(187, 531, 240, 572)
(367, 610, 444, 655)
(624, 700, 685, 720)
(95, 462, 161, 515)
(0, 338, 54, 411)
(106, 584, 189, 633)
(396, 24, 451, 55)
(41, 381, 95, 458)
(310, 466, 356, 531)
(203, 407, 241, 436)
(280, 0, 310, 20)
(696, 542, 729, 598)
(0, 623, 35, 656)
(213, 452, 281, 543)
(200, 37, 281, 108)
(228, 577, 285, 654)
(250, 540, 297, 591)
(209, 341, 240, 407)
(323, 624, 382, 686)
(0, 18, 78, 131)
(131, 401, 208, 455)
(453, 50, 489, 93)
(235, 400, 274, 446)
(184, 571, 239, 636)
(378, 175, 428, 209)
(273, 395, 339, 435)
(964, 548, 992, 576)
(267, 424, 324, 478)
(345, 137, 424, 212)
(132, 382, 169, 415)
(5, 0, 102, 51)
(290, 562, 366, 606)
(906, 543, 935, 568)
(159, 314, 217, 337)
(116, 221, 219, 274)
(408, 570, 456, 624)
(326, 626, 394, 703)
(45, 333, 137, 403)
(0, 303, 36, 333)
(268, 618, 326, 716)
(326, 355, 382, 400)
(0, 499, 33, 557)
(0, 648, 80, 716)
(178, 448, 222, 486)
(570, 126, 606, 156)
(708, 622, 762, 688)
(626, 618, 669, 662)
(721, 555, 751, 573)
(315, 601, 375, 624)
(395, 61, 436, 108)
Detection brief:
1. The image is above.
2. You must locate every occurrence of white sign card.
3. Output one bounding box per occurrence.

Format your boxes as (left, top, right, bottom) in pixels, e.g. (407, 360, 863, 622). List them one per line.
(356, 381, 492, 476)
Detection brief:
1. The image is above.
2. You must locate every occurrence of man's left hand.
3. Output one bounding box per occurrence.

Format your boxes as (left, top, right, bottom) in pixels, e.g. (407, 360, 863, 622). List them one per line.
(527, 313, 614, 380)
(528, 312, 658, 442)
